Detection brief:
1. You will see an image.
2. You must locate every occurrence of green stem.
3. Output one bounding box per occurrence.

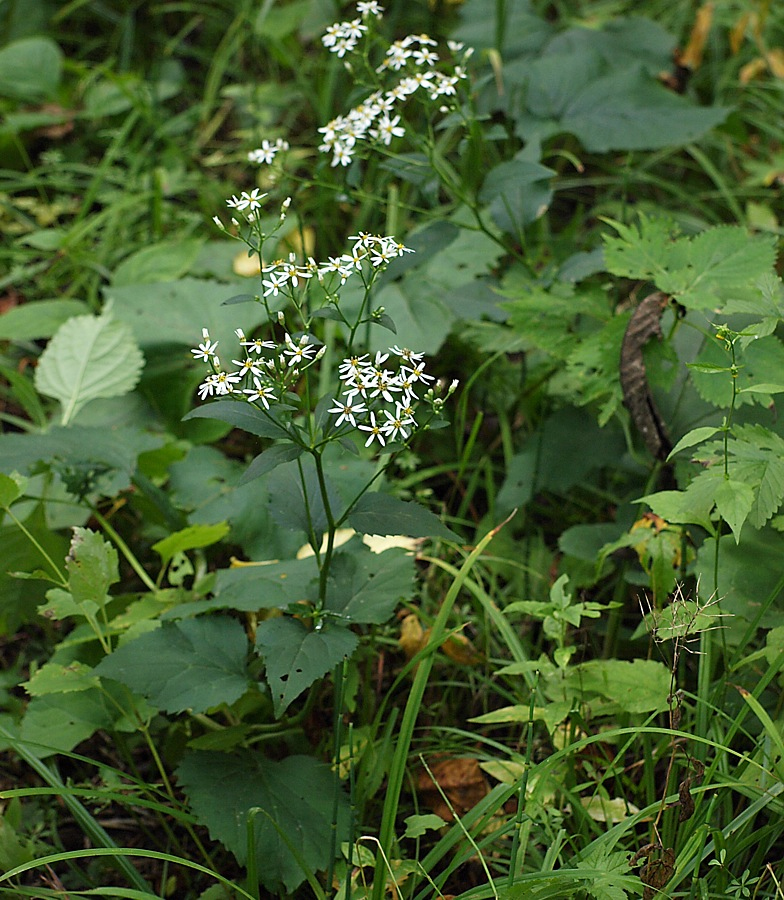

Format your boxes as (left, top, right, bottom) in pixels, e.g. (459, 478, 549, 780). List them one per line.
(1, 506, 67, 587)
(92, 507, 157, 593)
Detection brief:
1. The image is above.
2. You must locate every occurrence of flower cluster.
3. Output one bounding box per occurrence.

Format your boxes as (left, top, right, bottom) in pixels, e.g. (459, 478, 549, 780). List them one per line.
(329, 347, 434, 446)
(259, 233, 413, 298)
(318, 4, 471, 167)
(248, 138, 290, 166)
(191, 327, 324, 404)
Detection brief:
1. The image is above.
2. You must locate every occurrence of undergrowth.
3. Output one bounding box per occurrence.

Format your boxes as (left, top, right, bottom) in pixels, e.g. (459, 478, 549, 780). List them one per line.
(1, 1, 784, 898)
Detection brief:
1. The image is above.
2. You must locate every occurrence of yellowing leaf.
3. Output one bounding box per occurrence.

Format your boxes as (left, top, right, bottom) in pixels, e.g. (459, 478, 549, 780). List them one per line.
(740, 57, 768, 84)
(399, 612, 425, 659)
(580, 795, 639, 823)
(766, 48, 784, 78)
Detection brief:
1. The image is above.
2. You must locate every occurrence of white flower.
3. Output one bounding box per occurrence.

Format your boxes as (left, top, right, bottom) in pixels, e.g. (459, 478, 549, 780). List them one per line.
(191, 328, 218, 361)
(243, 337, 276, 354)
(412, 47, 439, 66)
(244, 378, 276, 409)
(283, 333, 316, 367)
(358, 411, 386, 447)
(373, 114, 405, 146)
(403, 362, 434, 384)
(357, 1, 383, 16)
(329, 397, 367, 428)
(232, 357, 264, 378)
(332, 142, 355, 167)
(198, 374, 219, 400)
(342, 18, 367, 40)
(248, 140, 279, 165)
(339, 354, 370, 380)
(381, 408, 415, 441)
(385, 41, 413, 70)
(390, 346, 424, 362)
(262, 270, 288, 297)
(213, 371, 242, 395)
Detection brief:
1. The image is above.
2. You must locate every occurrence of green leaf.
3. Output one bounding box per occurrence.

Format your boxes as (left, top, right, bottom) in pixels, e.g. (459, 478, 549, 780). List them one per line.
(238, 444, 304, 485)
(203, 557, 319, 615)
(478, 157, 555, 233)
(667, 426, 722, 459)
(325, 544, 415, 624)
(34, 310, 145, 425)
(23, 661, 99, 696)
(723, 425, 784, 527)
(713, 478, 755, 543)
(602, 215, 678, 284)
(347, 493, 458, 541)
(183, 399, 291, 440)
(94, 616, 250, 713)
(561, 659, 670, 714)
(255, 617, 358, 717)
(0, 472, 26, 510)
(0, 300, 90, 341)
(0, 37, 62, 101)
(404, 814, 446, 838)
(561, 65, 728, 152)
(152, 522, 231, 567)
(65, 528, 119, 607)
(112, 239, 204, 286)
(19, 689, 115, 757)
(176, 750, 349, 893)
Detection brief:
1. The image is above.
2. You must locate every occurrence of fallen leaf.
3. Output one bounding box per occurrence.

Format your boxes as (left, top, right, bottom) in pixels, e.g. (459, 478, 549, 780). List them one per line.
(417, 758, 489, 822)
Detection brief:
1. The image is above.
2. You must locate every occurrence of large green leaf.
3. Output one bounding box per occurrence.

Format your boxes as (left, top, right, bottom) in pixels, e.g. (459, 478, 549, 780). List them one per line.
(107, 277, 268, 353)
(20, 689, 115, 758)
(183, 399, 291, 440)
(347, 493, 458, 541)
(0, 300, 90, 341)
(65, 527, 119, 607)
(255, 617, 358, 716)
(35, 310, 144, 425)
(0, 37, 62, 101)
(94, 616, 250, 713)
(561, 65, 728, 152)
(176, 750, 349, 893)
(325, 544, 414, 624)
(479, 158, 555, 234)
(560, 659, 670, 714)
(112, 239, 205, 286)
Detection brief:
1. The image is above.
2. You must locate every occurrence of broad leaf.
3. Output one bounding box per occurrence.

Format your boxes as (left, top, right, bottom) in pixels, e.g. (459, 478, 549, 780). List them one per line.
(20, 689, 115, 757)
(23, 662, 99, 696)
(0, 37, 62, 101)
(347, 493, 458, 541)
(94, 616, 249, 713)
(479, 158, 555, 233)
(0, 472, 26, 509)
(713, 479, 755, 544)
(176, 750, 349, 893)
(325, 544, 415, 624)
(561, 659, 670, 713)
(196, 557, 319, 615)
(0, 300, 90, 341)
(238, 444, 304, 485)
(35, 310, 144, 425)
(112, 239, 204, 286)
(561, 65, 728, 152)
(255, 617, 358, 716)
(152, 522, 231, 567)
(65, 528, 119, 607)
(183, 399, 291, 440)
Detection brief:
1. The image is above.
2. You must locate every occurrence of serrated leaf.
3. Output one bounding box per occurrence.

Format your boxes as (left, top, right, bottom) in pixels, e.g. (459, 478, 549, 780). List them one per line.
(562, 659, 670, 713)
(238, 444, 304, 485)
(183, 399, 292, 440)
(347, 493, 458, 541)
(20, 689, 115, 757)
(94, 616, 249, 713)
(667, 426, 722, 459)
(23, 662, 99, 696)
(206, 557, 319, 614)
(0, 472, 26, 509)
(35, 310, 144, 425)
(325, 544, 414, 624)
(713, 479, 755, 543)
(152, 522, 231, 567)
(255, 618, 358, 716)
(176, 750, 349, 893)
(66, 527, 119, 607)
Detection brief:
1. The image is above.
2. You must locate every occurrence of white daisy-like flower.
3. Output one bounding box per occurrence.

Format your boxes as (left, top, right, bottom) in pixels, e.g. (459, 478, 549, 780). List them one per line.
(213, 370, 242, 395)
(242, 337, 276, 354)
(262, 270, 288, 297)
(358, 411, 386, 447)
(243, 378, 276, 409)
(283, 334, 317, 367)
(191, 328, 218, 361)
(329, 397, 368, 428)
(381, 408, 415, 441)
(373, 113, 405, 146)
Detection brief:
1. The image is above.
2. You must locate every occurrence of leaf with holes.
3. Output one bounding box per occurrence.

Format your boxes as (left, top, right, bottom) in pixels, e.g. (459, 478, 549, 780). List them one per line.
(255, 618, 358, 717)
